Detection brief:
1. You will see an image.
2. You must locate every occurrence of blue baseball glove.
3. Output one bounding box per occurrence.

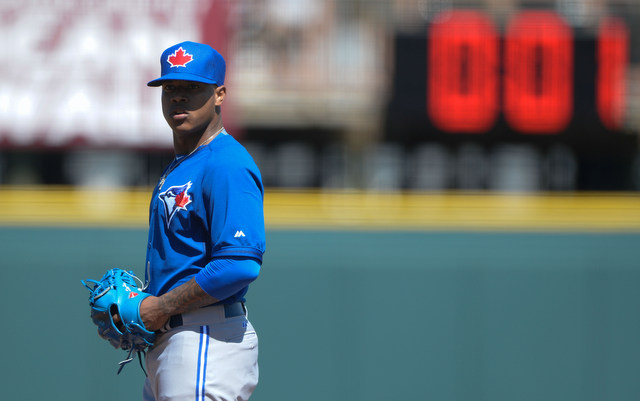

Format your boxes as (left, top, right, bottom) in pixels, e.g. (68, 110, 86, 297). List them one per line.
(82, 268, 156, 373)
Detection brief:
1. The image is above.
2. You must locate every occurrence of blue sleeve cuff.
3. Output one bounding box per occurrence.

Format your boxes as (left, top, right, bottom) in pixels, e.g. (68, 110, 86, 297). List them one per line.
(195, 257, 261, 301)
(212, 246, 263, 263)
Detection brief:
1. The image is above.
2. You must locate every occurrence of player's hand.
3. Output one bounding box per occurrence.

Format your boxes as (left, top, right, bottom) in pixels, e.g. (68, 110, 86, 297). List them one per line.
(140, 296, 170, 332)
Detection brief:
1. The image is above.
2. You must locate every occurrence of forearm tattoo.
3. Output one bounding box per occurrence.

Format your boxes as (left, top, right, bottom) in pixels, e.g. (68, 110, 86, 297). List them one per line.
(159, 278, 219, 316)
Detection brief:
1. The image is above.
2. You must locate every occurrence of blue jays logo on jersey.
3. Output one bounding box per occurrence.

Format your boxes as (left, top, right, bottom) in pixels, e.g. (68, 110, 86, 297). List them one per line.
(159, 181, 193, 227)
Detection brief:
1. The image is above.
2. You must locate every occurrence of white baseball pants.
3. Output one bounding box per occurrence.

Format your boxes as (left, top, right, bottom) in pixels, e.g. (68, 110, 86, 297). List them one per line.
(142, 304, 259, 401)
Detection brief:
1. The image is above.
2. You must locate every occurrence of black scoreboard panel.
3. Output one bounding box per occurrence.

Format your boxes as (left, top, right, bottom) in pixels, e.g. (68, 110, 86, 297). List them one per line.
(385, 10, 637, 191)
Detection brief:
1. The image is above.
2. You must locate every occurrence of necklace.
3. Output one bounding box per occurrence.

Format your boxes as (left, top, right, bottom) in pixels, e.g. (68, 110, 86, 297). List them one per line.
(157, 127, 224, 190)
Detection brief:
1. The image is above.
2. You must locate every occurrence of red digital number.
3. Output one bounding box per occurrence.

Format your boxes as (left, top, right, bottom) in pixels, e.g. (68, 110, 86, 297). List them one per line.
(598, 17, 629, 131)
(427, 11, 499, 133)
(504, 11, 573, 134)
(426, 10, 628, 135)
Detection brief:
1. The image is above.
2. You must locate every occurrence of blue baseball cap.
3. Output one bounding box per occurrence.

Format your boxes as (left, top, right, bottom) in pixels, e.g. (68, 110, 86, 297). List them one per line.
(147, 41, 226, 87)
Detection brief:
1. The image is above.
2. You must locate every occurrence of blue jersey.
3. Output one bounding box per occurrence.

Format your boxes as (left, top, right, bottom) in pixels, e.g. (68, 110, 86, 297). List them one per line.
(145, 131, 265, 303)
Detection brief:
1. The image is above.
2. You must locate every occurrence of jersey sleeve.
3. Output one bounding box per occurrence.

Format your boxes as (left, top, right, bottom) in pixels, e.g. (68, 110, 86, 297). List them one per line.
(202, 147, 265, 263)
(195, 257, 261, 301)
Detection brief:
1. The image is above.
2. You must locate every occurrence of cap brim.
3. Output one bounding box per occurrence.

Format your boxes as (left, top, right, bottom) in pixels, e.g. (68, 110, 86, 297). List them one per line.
(147, 73, 219, 87)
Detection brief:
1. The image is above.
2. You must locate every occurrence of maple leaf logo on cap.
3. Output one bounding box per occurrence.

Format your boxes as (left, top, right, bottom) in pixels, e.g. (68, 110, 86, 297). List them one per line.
(167, 47, 193, 68)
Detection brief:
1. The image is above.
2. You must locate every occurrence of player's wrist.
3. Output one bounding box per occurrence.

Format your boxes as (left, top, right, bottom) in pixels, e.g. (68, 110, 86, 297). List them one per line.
(140, 296, 171, 332)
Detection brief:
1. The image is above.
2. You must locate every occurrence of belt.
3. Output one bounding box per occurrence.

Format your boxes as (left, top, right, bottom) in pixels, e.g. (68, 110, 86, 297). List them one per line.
(165, 302, 246, 330)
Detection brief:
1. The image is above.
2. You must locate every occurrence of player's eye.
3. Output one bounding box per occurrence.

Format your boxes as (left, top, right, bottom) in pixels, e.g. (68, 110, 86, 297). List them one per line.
(163, 84, 175, 92)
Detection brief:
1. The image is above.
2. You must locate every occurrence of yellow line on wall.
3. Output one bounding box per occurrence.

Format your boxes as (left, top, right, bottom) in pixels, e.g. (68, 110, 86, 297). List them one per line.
(0, 186, 639, 232)
(266, 190, 640, 232)
(0, 186, 152, 228)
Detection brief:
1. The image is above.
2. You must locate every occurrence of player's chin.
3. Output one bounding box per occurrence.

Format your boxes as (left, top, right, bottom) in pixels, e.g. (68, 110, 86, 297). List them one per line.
(167, 118, 189, 132)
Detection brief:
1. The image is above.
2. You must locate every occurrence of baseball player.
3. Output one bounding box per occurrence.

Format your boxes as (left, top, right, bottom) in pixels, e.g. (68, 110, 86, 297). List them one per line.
(140, 41, 265, 401)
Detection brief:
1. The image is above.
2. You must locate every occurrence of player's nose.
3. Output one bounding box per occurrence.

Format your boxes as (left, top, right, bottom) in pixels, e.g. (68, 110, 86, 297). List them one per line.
(171, 93, 188, 103)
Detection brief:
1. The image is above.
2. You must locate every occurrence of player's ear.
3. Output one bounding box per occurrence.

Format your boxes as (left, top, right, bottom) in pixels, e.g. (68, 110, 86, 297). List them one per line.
(214, 85, 226, 106)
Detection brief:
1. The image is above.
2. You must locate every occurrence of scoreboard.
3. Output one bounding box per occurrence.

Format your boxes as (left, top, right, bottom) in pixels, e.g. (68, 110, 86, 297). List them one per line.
(426, 10, 628, 135)
(385, 10, 636, 190)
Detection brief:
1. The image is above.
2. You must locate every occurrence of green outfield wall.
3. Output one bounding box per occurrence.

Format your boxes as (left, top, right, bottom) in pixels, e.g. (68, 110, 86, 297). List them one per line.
(1, 188, 639, 400)
(1, 225, 639, 401)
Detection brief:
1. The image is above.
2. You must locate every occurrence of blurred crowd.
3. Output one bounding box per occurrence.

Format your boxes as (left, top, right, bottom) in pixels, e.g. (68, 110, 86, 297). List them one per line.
(0, 0, 639, 191)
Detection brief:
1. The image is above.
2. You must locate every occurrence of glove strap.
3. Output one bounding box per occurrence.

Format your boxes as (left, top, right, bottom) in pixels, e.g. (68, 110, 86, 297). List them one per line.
(117, 348, 148, 376)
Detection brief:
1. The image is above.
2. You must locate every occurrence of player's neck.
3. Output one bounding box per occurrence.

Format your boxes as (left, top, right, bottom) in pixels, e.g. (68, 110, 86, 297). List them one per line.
(173, 124, 224, 156)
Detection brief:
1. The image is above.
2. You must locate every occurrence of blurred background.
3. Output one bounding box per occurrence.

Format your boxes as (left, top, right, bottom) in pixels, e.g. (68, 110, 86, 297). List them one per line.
(1, 0, 640, 400)
(0, 0, 638, 190)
